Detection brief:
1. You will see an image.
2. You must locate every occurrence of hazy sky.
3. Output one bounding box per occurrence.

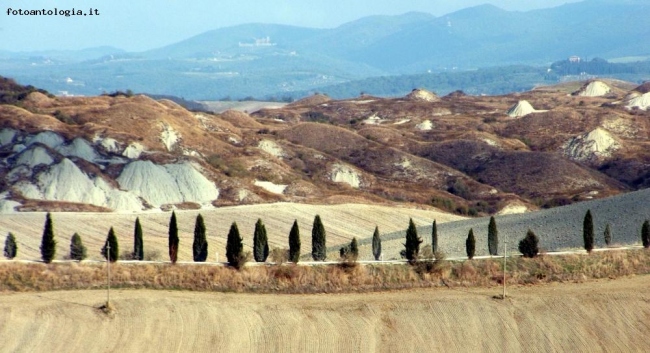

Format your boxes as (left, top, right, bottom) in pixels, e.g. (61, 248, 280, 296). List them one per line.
(1, 0, 584, 52)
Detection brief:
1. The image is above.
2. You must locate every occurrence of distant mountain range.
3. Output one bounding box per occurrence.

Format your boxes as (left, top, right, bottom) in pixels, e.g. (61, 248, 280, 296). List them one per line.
(1, 0, 649, 99)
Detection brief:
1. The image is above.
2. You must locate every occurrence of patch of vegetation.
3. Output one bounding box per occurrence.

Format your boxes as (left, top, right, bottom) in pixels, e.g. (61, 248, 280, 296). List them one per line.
(0, 76, 51, 104)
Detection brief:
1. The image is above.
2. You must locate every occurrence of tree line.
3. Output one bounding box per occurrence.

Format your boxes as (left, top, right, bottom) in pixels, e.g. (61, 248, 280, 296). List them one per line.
(4, 210, 650, 266)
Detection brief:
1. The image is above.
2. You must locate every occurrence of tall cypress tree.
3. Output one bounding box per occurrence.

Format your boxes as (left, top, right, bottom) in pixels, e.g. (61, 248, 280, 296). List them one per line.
(4, 232, 17, 259)
(40, 212, 56, 263)
(311, 215, 327, 261)
(193, 214, 208, 262)
(488, 216, 499, 256)
(253, 218, 269, 262)
(404, 218, 423, 261)
(372, 226, 381, 261)
(289, 220, 301, 263)
(133, 217, 143, 261)
(101, 227, 119, 262)
(431, 220, 438, 253)
(350, 237, 359, 260)
(168, 211, 179, 264)
(69, 233, 87, 261)
(226, 222, 244, 268)
(604, 223, 612, 246)
(642, 220, 650, 248)
(466, 228, 476, 260)
(583, 209, 594, 253)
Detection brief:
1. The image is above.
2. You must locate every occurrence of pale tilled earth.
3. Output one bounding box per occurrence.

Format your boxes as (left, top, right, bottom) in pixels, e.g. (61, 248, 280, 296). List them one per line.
(0, 275, 648, 353)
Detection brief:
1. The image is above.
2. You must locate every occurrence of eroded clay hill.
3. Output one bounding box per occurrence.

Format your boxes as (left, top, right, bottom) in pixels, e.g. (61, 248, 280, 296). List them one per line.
(1, 77, 649, 215)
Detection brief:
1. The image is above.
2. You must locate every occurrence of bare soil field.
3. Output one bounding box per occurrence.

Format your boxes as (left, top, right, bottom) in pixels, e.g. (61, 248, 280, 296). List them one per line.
(0, 203, 463, 261)
(0, 275, 648, 353)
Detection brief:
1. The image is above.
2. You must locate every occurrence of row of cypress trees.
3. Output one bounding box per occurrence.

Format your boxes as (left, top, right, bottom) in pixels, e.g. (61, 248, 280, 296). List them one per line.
(11, 210, 650, 263)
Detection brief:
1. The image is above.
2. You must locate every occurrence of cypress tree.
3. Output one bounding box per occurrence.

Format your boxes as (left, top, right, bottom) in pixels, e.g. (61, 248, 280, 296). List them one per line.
(288, 220, 301, 263)
(133, 217, 143, 261)
(604, 223, 612, 246)
(40, 212, 56, 263)
(192, 214, 208, 262)
(311, 215, 327, 261)
(101, 227, 119, 262)
(4, 232, 17, 259)
(488, 216, 498, 256)
(372, 226, 381, 261)
(226, 222, 244, 268)
(403, 218, 423, 261)
(350, 237, 359, 260)
(253, 218, 269, 262)
(466, 228, 476, 260)
(168, 211, 179, 264)
(642, 220, 650, 248)
(583, 209, 594, 253)
(519, 229, 539, 258)
(69, 233, 87, 261)
(431, 220, 438, 253)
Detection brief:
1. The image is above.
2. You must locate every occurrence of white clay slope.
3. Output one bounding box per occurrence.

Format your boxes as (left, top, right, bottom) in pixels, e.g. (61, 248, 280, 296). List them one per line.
(331, 164, 361, 188)
(56, 137, 99, 162)
(577, 81, 611, 97)
(258, 139, 285, 158)
(0, 128, 16, 146)
(626, 92, 650, 110)
(562, 127, 620, 161)
(506, 100, 537, 118)
(15, 146, 53, 168)
(117, 160, 219, 207)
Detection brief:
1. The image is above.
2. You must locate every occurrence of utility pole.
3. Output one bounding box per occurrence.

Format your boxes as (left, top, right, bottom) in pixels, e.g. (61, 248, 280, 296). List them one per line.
(107, 241, 111, 306)
(503, 234, 507, 299)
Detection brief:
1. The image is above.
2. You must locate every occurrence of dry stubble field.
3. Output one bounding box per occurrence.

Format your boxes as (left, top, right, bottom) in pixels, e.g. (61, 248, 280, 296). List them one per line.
(0, 275, 648, 353)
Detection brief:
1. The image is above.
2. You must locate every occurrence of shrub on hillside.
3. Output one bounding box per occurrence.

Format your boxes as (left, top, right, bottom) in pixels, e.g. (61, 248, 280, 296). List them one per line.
(339, 237, 359, 262)
(311, 215, 327, 261)
(40, 212, 56, 263)
(4, 233, 17, 259)
(403, 218, 423, 262)
(642, 220, 650, 248)
(133, 217, 144, 261)
(101, 227, 119, 262)
(372, 226, 381, 261)
(519, 229, 539, 258)
(193, 214, 208, 262)
(226, 222, 247, 269)
(270, 248, 289, 264)
(288, 220, 301, 263)
(466, 228, 476, 260)
(583, 210, 594, 253)
(168, 211, 179, 264)
(69, 233, 86, 261)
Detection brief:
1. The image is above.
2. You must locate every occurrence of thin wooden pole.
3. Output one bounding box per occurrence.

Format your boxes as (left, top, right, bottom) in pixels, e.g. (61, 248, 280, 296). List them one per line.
(503, 235, 507, 299)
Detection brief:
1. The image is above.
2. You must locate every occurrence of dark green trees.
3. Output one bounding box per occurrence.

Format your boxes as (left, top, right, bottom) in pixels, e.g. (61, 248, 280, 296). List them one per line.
(4, 232, 17, 259)
(40, 212, 56, 263)
(69, 233, 87, 261)
(404, 218, 423, 261)
(226, 222, 244, 268)
(466, 228, 476, 260)
(372, 226, 381, 261)
(431, 220, 438, 254)
(289, 220, 301, 263)
(101, 227, 119, 262)
(193, 214, 208, 262)
(340, 237, 359, 261)
(488, 216, 498, 256)
(253, 218, 269, 262)
(519, 229, 539, 258)
(642, 220, 650, 248)
(168, 211, 179, 264)
(133, 217, 143, 261)
(583, 210, 594, 253)
(311, 215, 326, 261)
(604, 223, 612, 246)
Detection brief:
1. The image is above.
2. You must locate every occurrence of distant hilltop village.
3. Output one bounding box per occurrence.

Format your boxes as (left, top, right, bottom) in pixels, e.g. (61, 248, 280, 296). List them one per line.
(239, 37, 276, 47)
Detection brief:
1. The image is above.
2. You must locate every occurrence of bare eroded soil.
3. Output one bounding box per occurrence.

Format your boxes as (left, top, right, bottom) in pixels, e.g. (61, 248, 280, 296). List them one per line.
(0, 275, 648, 353)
